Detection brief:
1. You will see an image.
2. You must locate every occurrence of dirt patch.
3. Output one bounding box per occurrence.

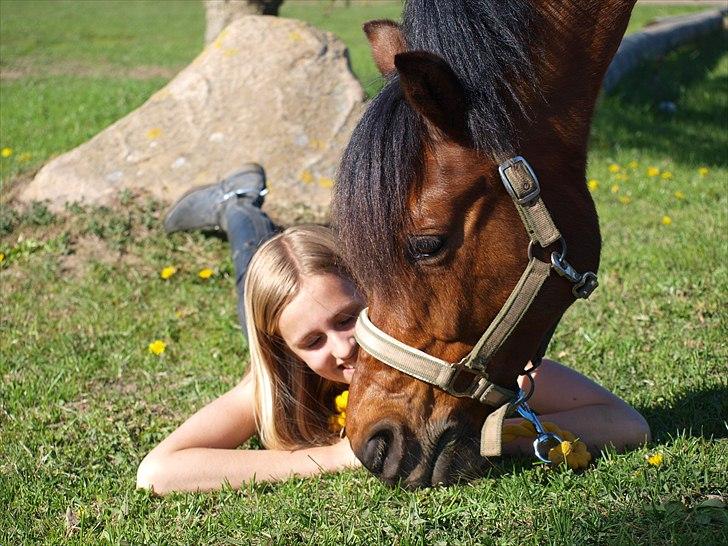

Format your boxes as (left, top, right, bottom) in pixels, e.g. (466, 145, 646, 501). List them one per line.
(2, 191, 162, 280)
(1, 168, 42, 206)
(57, 235, 119, 277)
(0, 60, 180, 82)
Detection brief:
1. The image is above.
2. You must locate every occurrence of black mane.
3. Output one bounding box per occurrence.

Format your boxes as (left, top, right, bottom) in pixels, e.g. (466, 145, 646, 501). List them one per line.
(332, 0, 538, 293)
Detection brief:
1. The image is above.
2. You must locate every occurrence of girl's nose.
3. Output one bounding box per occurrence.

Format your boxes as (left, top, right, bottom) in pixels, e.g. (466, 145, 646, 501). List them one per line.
(332, 333, 357, 361)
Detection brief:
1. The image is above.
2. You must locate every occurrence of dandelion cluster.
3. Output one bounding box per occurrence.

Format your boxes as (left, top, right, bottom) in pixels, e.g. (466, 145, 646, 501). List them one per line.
(586, 160, 701, 221)
(329, 390, 349, 432)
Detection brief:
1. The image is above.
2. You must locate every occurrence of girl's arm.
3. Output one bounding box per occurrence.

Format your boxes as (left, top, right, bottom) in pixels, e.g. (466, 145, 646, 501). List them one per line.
(136, 376, 360, 495)
(502, 359, 651, 455)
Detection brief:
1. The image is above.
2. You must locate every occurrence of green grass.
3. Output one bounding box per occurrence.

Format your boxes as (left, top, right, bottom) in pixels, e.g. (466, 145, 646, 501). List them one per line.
(1, 2, 727, 544)
(0, 1, 711, 182)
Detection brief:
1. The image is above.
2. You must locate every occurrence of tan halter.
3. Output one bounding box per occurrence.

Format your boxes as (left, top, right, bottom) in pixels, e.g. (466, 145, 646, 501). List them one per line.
(355, 156, 598, 459)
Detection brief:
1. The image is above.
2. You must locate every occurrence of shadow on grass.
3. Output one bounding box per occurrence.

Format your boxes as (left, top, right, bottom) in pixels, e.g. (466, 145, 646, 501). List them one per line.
(592, 30, 728, 167)
(637, 385, 728, 442)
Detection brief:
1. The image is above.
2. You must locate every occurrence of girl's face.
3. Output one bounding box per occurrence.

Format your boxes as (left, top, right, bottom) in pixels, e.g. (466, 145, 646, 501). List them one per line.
(278, 272, 364, 384)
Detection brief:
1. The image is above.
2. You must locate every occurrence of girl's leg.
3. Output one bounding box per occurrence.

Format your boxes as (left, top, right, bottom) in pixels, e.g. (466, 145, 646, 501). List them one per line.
(163, 163, 276, 339)
(222, 201, 277, 337)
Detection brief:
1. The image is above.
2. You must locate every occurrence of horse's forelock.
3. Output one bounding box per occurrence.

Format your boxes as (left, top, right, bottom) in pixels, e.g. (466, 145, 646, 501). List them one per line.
(332, 77, 423, 295)
(402, 0, 539, 155)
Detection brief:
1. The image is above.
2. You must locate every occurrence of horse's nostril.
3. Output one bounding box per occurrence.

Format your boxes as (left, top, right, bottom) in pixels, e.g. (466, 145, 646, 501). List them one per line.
(363, 430, 391, 475)
(360, 422, 404, 478)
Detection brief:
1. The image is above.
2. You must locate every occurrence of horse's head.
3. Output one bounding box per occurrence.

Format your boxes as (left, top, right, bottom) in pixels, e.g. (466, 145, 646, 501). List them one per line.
(332, 1, 635, 487)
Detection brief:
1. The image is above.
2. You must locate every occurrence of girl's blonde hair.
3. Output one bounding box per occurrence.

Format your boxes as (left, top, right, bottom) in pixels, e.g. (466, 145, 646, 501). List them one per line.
(244, 224, 349, 450)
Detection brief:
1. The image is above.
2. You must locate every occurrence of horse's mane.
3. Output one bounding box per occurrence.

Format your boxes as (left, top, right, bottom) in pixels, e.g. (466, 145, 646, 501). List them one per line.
(332, 0, 539, 293)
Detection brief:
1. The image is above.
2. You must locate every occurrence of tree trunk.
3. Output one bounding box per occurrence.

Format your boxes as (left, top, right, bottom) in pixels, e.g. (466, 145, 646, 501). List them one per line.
(204, 0, 284, 45)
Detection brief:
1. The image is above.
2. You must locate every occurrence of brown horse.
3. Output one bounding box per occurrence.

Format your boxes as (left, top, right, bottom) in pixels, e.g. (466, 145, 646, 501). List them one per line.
(331, 0, 637, 487)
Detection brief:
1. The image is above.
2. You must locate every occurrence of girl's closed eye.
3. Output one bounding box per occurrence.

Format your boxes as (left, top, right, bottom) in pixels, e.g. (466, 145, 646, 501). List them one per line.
(304, 335, 325, 350)
(337, 315, 356, 328)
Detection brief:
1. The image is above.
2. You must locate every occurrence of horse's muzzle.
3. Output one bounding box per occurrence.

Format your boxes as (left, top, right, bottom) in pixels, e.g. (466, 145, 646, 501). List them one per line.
(356, 420, 487, 488)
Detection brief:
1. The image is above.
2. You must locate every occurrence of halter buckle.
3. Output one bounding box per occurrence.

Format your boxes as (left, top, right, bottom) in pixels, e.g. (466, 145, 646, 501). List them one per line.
(499, 156, 541, 205)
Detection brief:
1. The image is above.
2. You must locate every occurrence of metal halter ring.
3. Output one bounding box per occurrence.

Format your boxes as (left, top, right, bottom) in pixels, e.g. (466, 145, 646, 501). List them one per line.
(533, 433, 563, 464)
(515, 397, 563, 464)
(549, 240, 599, 300)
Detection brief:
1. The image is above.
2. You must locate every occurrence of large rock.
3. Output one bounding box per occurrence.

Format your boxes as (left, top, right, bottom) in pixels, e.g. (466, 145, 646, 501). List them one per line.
(19, 16, 365, 223)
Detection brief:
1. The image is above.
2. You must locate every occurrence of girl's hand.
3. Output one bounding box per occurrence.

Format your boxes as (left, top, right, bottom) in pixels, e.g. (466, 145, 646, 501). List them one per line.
(334, 436, 362, 468)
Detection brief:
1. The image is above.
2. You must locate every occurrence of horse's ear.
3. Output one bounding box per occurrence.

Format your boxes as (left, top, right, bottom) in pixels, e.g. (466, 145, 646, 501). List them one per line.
(395, 51, 469, 141)
(363, 19, 406, 76)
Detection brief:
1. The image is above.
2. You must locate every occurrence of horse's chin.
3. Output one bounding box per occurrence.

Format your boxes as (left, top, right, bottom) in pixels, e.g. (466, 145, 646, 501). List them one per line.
(398, 431, 489, 489)
(430, 444, 489, 487)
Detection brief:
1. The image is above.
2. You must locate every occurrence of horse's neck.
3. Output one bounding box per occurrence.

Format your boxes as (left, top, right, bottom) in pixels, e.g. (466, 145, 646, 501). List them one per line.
(528, 0, 637, 150)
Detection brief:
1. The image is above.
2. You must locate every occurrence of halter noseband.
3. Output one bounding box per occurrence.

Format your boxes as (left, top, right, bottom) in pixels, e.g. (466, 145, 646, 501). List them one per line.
(354, 156, 598, 462)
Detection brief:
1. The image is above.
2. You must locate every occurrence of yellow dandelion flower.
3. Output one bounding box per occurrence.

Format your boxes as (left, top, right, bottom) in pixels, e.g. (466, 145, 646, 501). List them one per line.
(587, 179, 600, 191)
(608, 163, 620, 173)
(618, 195, 632, 205)
(318, 177, 334, 189)
(300, 170, 313, 184)
(616, 173, 629, 181)
(558, 440, 573, 456)
(628, 160, 639, 170)
(647, 166, 660, 177)
(198, 268, 214, 279)
(661, 215, 672, 226)
(18, 152, 32, 162)
(0, 252, 4, 262)
(547, 439, 592, 469)
(160, 266, 177, 280)
(610, 184, 620, 193)
(674, 191, 685, 200)
(698, 167, 709, 176)
(1, 147, 12, 158)
(646, 452, 663, 467)
(661, 171, 673, 180)
(148, 339, 166, 355)
(146, 127, 162, 140)
(335, 390, 349, 413)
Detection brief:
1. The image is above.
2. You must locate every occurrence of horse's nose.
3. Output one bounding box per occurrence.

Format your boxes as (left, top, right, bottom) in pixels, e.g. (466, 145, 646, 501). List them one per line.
(359, 421, 405, 480)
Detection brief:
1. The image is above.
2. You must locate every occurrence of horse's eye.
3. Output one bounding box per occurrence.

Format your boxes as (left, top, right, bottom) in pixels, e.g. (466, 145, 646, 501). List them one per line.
(408, 235, 446, 261)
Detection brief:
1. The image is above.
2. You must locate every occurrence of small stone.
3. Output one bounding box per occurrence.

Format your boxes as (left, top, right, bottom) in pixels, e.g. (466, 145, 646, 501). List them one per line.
(658, 100, 677, 113)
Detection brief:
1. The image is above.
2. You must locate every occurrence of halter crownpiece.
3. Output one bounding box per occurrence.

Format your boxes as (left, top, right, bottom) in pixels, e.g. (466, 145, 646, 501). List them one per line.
(354, 156, 599, 461)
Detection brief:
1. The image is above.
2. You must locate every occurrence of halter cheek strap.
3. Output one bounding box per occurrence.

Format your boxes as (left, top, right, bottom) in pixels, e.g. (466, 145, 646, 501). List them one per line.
(354, 156, 598, 461)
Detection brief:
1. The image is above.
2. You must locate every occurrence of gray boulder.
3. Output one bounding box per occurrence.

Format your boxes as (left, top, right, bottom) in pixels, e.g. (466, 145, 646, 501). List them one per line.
(19, 16, 364, 223)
